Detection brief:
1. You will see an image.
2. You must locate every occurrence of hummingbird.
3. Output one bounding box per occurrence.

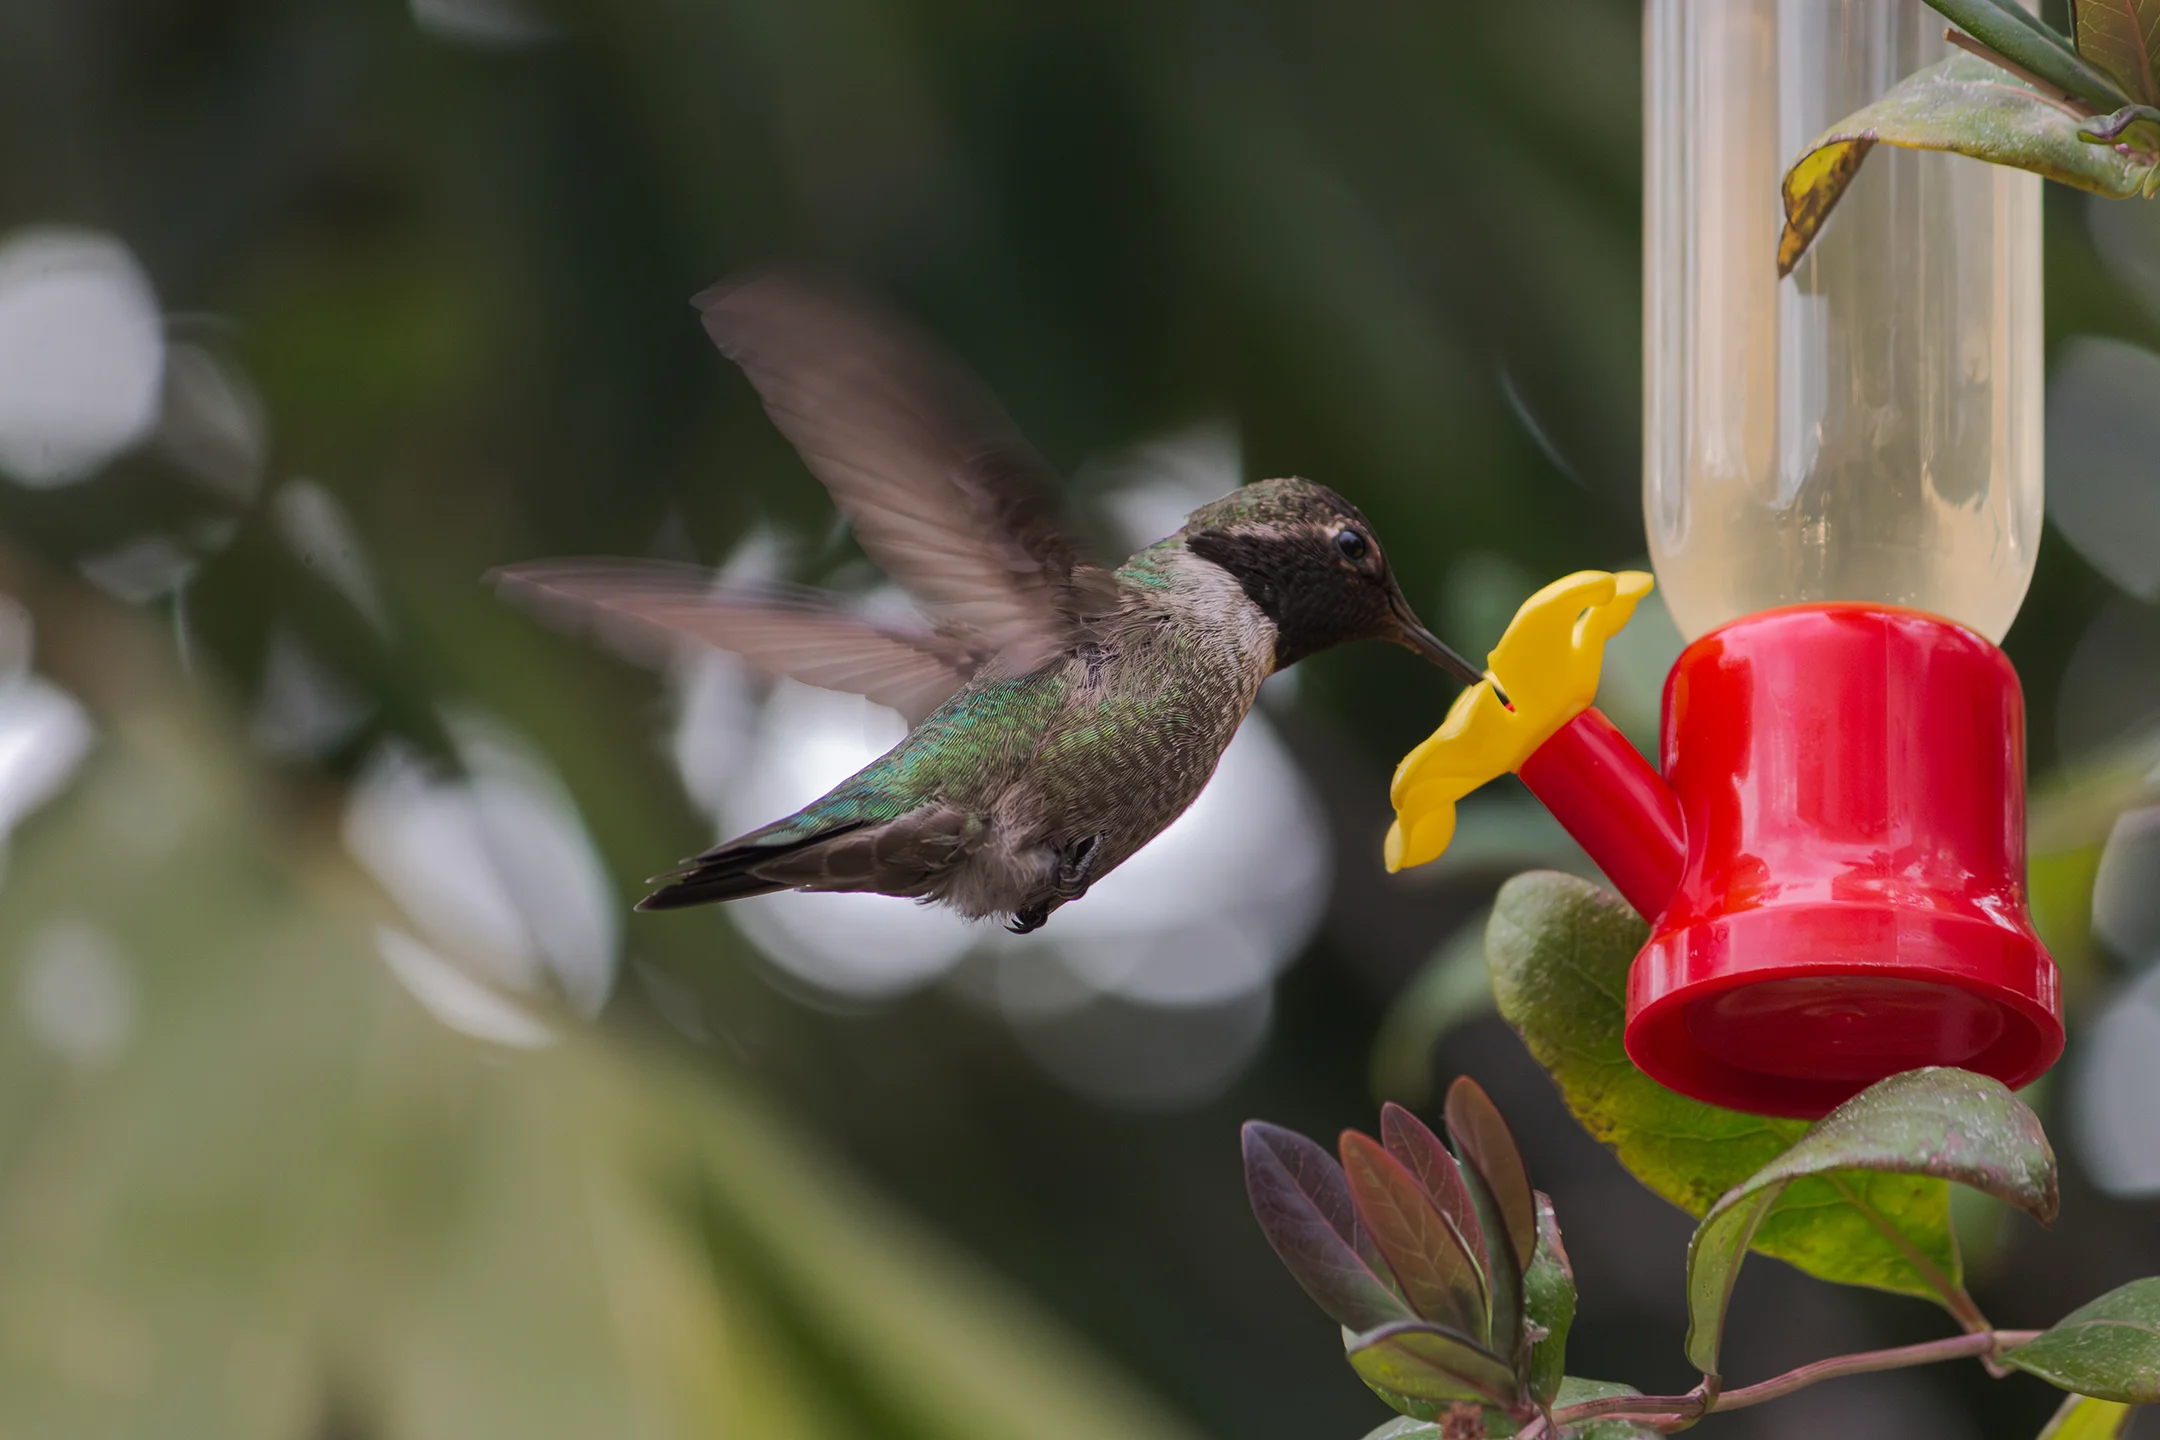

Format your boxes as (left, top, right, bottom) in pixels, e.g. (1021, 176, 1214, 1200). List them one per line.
(496, 270, 1480, 934)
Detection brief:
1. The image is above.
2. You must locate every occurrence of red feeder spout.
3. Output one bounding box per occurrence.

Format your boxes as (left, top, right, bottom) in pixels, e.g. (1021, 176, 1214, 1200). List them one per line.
(1518, 707, 1682, 923)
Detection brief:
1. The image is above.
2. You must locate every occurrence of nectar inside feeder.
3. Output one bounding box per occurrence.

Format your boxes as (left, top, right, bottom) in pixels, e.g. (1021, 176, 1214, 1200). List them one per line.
(1391, 1, 2062, 1119)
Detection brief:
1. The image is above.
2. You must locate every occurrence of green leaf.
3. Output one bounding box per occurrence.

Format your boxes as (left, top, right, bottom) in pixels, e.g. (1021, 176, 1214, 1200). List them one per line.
(1523, 1194, 1575, 1408)
(1928, 0, 2135, 106)
(1358, 1420, 1442, 1440)
(1683, 1068, 2058, 1376)
(1777, 56, 2157, 276)
(1356, 1410, 1531, 1439)
(1552, 1379, 1664, 1440)
(1486, 874, 2010, 1322)
(0, 603, 1207, 1440)
(2036, 1392, 2139, 1439)
(2074, 0, 2160, 105)
(1346, 1320, 1520, 1408)
(2008, 1279, 2160, 1402)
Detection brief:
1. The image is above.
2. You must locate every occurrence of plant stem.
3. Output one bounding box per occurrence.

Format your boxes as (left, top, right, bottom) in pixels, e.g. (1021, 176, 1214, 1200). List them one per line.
(1941, 26, 2101, 117)
(1709, 1329, 2040, 1412)
(1547, 1329, 2042, 1431)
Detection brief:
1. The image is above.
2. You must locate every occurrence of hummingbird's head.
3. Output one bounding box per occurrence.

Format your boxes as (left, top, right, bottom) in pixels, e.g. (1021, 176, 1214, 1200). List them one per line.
(1180, 478, 1482, 683)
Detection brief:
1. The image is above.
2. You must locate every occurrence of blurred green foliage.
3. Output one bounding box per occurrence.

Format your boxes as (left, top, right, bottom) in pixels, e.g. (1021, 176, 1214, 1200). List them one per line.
(0, 560, 1205, 1439)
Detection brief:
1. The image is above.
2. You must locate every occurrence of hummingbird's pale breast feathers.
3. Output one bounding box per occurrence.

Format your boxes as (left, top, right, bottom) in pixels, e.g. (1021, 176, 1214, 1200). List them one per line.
(996, 542, 1281, 889)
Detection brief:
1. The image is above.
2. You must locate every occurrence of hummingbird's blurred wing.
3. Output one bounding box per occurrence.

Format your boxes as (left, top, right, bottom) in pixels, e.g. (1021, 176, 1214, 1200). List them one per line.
(490, 558, 979, 726)
(696, 269, 1117, 672)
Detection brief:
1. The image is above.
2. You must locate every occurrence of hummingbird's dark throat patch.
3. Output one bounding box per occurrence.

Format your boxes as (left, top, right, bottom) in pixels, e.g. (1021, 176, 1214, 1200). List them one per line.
(1186, 526, 1402, 671)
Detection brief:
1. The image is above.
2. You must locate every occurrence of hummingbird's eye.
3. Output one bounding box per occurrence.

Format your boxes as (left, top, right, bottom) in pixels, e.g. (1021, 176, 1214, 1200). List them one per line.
(1335, 528, 1370, 562)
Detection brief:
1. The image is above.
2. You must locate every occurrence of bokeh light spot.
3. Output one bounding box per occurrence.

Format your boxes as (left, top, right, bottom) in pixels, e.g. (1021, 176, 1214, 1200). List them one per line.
(344, 715, 620, 1040)
(2074, 964, 2160, 1197)
(0, 674, 94, 841)
(18, 918, 137, 1067)
(0, 229, 163, 488)
(2047, 337, 2160, 602)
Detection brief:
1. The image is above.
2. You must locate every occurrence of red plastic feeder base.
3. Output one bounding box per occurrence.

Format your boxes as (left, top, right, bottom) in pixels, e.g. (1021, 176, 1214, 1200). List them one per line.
(1621, 605, 2063, 1119)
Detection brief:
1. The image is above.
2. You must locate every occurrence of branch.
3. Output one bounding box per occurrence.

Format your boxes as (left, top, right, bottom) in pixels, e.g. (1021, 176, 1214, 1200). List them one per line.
(1941, 26, 2103, 117)
(1549, 1329, 2042, 1429)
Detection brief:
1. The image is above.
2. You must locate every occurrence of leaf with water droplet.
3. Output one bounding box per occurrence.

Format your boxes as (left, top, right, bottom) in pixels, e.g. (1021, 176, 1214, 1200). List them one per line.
(1684, 1068, 2057, 1377)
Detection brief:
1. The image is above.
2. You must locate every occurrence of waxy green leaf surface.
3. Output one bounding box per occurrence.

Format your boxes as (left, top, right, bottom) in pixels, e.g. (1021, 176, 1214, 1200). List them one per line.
(1682, 1068, 2057, 1376)
(1778, 56, 2157, 274)
(1346, 1320, 1518, 1408)
(1523, 1193, 1575, 1408)
(1486, 874, 2002, 1315)
(1354, 1378, 1661, 1440)
(1551, 1379, 1664, 1440)
(2008, 1278, 2160, 1403)
(1358, 1420, 1446, 1440)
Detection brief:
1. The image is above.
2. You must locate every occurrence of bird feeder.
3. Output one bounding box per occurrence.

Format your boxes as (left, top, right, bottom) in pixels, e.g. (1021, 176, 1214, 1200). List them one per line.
(1390, 0, 2062, 1118)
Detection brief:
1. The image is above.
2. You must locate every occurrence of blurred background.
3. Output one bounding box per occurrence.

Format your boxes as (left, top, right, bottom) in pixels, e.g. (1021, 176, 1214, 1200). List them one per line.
(0, 0, 2157, 1435)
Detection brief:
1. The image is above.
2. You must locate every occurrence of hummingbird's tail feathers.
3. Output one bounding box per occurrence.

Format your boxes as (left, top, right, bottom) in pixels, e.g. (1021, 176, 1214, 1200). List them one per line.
(634, 868, 789, 911)
(635, 867, 790, 911)
(635, 819, 871, 912)
(637, 802, 980, 912)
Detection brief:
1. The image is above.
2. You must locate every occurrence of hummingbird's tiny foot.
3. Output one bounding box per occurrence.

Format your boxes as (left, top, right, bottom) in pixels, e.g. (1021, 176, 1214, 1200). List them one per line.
(1052, 833, 1103, 901)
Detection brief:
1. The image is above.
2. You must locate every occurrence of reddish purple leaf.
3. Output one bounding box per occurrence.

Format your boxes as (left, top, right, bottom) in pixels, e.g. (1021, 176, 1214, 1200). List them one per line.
(1340, 1131, 1489, 1337)
(1243, 1121, 1414, 1332)
(1443, 1079, 1536, 1271)
(1381, 1102, 1487, 1283)
(1441, 1079, 1534, 1368)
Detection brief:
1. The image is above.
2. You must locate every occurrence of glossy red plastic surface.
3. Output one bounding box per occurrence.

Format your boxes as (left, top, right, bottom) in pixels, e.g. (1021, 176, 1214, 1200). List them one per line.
(1616, 604, 2062, 1117)
(1518, 708, 1683, 921)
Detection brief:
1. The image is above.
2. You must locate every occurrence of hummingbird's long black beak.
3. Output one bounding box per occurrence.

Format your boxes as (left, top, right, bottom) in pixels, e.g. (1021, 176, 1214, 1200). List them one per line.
(1393, 609, 1484, 687)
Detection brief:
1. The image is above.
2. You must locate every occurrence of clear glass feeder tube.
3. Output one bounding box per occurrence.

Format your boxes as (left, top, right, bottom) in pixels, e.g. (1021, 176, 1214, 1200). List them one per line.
(1644, 0, 2044, 644)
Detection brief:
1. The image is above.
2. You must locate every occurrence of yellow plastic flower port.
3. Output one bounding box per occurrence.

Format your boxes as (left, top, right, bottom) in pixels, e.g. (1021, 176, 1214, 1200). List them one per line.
(1385, 569, 1653, 872)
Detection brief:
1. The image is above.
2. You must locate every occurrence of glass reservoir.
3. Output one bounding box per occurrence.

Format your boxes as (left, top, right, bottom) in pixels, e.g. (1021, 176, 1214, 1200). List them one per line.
(1644, 0, 2043, 643)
